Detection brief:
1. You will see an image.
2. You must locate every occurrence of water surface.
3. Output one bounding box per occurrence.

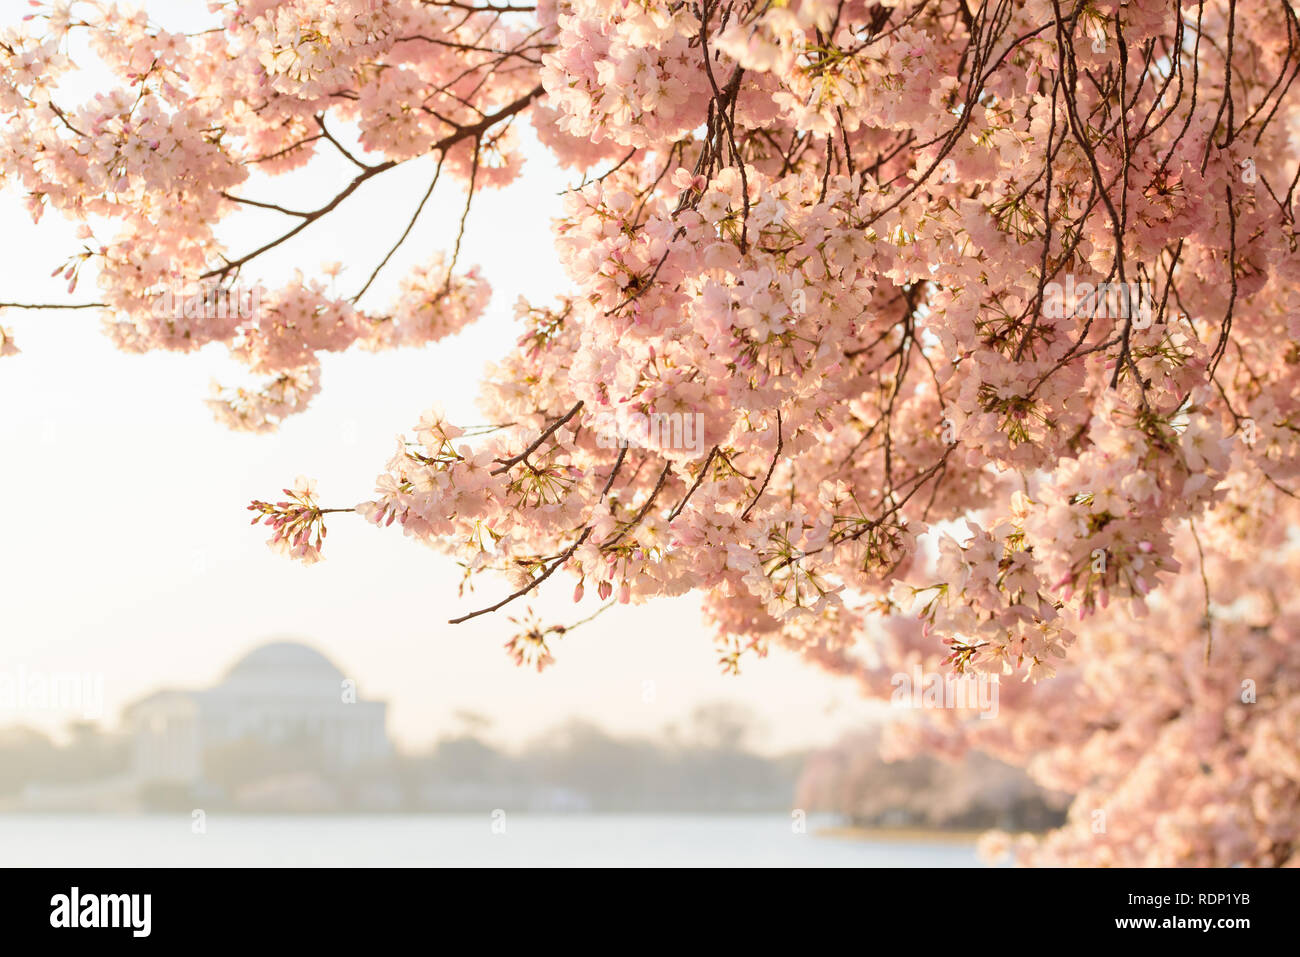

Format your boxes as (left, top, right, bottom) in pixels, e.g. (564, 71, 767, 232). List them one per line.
(0, 813, 983, 867)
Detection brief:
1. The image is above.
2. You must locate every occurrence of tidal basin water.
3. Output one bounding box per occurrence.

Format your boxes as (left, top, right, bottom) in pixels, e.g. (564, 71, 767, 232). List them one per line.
(0, 814, 982, 867)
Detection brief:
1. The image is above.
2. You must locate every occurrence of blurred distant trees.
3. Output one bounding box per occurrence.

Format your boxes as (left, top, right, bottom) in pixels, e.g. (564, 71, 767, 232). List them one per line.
(2, 711, 1066, 828)
(0, 722, 127, 796)
(796, 729, 1068, 831)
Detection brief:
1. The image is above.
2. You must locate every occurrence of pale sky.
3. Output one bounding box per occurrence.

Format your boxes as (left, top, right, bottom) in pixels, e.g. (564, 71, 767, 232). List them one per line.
(0, 0, 881, 753)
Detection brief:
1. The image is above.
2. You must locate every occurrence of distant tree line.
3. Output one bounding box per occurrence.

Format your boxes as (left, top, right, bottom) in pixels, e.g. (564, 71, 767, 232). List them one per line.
(797, 729, 1069, 832)
(0, 709, 1065, 828)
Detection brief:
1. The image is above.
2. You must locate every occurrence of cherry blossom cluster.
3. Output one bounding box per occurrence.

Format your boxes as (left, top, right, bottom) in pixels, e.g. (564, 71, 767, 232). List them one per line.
(6, 0, 1300, 865)
(1, 0, 528, 421)
(247, 476, 336, 565)
(807, 517, 1300, 867)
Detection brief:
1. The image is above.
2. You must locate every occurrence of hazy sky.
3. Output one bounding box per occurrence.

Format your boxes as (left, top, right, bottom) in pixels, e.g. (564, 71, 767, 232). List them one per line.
(0, 0, 881, 753)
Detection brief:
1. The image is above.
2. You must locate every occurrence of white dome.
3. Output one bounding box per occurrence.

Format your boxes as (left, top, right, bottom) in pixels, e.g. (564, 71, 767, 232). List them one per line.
(215, 640, 346, 699)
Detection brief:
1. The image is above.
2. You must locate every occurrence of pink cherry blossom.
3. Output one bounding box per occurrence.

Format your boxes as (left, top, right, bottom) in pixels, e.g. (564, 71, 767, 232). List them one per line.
(4, 0, 1299, 866)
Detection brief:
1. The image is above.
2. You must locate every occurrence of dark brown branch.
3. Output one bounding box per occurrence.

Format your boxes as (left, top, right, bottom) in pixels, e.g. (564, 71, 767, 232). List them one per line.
(491, 400, 584, 474)
(741, 411, 782, 521)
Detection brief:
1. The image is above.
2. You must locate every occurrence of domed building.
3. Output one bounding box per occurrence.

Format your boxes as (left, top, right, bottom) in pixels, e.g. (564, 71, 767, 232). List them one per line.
(125, 639, 391, 785)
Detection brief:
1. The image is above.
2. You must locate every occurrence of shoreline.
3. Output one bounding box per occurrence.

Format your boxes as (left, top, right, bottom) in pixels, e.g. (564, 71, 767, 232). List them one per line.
(818, 825, 987, 845)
